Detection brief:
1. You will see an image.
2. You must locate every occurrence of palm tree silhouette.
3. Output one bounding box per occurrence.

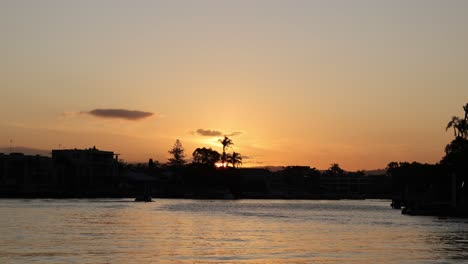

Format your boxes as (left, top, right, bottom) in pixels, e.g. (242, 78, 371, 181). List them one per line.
(446, 116, 461, 137)
(218, 136, 233, 163)
(227, 152, 242, 168)
(446, 116, 468, 139)
(446, 103, 468, 139)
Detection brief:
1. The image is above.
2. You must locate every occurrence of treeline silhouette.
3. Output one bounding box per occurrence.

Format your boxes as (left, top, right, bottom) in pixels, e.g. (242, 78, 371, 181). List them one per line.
(117, 136, 392, 199)
(118, 160, 391, 200)
(0, 136, 391, 199)
(2, 103, 467, 216)
(389, 103, 468, 216)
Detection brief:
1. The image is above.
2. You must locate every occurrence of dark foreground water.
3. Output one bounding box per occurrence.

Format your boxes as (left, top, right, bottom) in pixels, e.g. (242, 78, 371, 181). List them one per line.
(1, 199, 468, 264)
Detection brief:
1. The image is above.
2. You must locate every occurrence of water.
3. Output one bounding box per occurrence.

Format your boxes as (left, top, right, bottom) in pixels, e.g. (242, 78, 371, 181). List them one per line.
(0, 199, 467, 264)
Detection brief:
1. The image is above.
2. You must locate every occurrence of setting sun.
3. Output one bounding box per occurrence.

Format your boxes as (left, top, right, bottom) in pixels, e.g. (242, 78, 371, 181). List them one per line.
(215, 162, 228, 168)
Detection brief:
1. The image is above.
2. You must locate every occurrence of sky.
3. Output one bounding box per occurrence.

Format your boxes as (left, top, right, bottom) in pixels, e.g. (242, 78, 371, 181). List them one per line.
(1, 0, 467, 170)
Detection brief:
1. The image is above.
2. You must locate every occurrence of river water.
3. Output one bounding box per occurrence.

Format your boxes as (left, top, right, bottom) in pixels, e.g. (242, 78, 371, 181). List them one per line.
(0, 199, 467, 263)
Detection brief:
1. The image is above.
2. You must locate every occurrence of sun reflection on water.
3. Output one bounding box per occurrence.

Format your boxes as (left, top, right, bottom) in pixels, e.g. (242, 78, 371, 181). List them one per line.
(1, 199, 468, 264)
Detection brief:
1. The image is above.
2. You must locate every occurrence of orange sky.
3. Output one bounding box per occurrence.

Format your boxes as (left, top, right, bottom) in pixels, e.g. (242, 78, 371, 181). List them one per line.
(1, 1, 467, 170)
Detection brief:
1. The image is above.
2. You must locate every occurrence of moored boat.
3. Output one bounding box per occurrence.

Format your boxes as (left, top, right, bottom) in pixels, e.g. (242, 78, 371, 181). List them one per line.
(135, 195, 153, 202)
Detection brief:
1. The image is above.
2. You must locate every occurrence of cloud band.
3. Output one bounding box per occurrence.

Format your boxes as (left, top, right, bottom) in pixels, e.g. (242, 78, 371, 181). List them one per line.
(87, 109, 154, 120)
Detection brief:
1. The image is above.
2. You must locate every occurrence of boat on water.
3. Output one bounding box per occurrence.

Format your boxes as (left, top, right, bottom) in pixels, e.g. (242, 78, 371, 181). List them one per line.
(401, 201, 452, 216)
(391, 199, 402, 209)
(135, 195, 153, 202)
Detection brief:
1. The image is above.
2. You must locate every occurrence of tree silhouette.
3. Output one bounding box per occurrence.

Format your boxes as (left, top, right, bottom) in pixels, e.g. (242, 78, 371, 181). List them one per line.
(218, 136, 233, 163)
(227, 152, 242, 168)
(446, 103, 468, 139)
(446, 116, 461, 137)
(440, 102, 468, 215)
(442, 102, 468, 167)
(460, 119, 468, 139)
(328, 163, 344, 174)
(168, 139, 186, 167)
(192, 147, 221, 167)
(464, 103, 468, 121)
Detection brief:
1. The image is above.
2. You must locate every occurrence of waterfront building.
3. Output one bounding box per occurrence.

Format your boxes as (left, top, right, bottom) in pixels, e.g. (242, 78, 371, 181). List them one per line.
(52, 147, 119, 196)
(0, 153, 54, 196)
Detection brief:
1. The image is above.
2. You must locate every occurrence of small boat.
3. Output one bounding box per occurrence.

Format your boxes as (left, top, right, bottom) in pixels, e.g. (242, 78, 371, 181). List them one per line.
(135, 195, 153, 202)
(391, 200, 402, 209)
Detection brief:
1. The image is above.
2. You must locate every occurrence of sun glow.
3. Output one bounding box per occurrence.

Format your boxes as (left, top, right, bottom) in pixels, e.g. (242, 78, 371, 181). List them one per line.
(215, 162, 228, 168)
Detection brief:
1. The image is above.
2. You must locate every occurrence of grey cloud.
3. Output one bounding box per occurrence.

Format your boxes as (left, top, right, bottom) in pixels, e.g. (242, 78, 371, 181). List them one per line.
(227, 131, 242, 137)
(86, 109, 154, 121)
(195, 129, 243, 137)
(196, 129, 223, 137)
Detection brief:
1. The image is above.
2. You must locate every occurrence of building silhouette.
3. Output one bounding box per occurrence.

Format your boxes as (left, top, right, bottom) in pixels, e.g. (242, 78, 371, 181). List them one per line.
(52, 147, 119, 196)
(0, 152, 54, 196)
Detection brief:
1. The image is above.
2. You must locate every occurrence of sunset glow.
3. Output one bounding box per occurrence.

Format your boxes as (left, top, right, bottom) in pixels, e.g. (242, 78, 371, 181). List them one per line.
(215, 162, 228, 168)
(1, 1, 468, 170)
